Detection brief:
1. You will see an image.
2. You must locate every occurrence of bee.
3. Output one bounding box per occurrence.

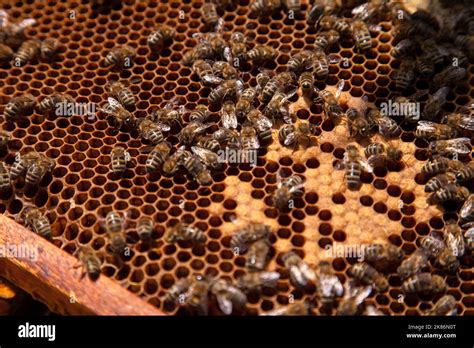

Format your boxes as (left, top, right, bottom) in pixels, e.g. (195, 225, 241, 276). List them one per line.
(272, 174, 304, 211)
(283, 0, 301, 13)
(99, 97, 136, 130)
(319, 89, 343, 123)
(422, 87, 450, 121)
(319, 15, 350, 35)
(351, 19, 372, 51)
(25, 155, 55, 186)
(464, 225, 474, 252)
(336, 282, 372, 316)
(165, 222, 206, 244)
(424, 173, 456, 193)
(441, 112, 474, 132)
(236, 87, 258, 119)
(316, 260, 344, 307)
(165, 275, 209, 315)
(415, 121, 457, 141)
(282, 251, 316, 289)
(237, 271, 280, 293)
(164, 277, 192, 303)
(307, 3, 325, 26)
(429, 138, 472, 158)
(181, 42, 214, 66)
(193, 59, 222, 87)
(138, 119, 166, 145)
(433, 66, 466, 88)
(201, 3, 220, 27)
(264, 302, 311, 316)
(398, 249, 430, 279)
(213, 127, 240, 146)
(212, 61, 239, 80)
(147, 25, 175, 53)
(24, 207, 52, 240)
(367, 108, 401, 138)
(189, 105, 210, 123)
(264, 92, 293, 124)
(395, 57, 416, 91)
(364, 243, 404, 272)
(230, 223, 271, 253)
(40, 38, 59, 62)
(250, 0, 282, 17)
(246, 238, 271, 271)
(0, 130, 11, 148)
(106, 80, 136, 108)
(146, 141, 171, 173)
(103, 45, 136, 69)
(13, 39, 41, 66)
(261, 71, 295, 103)
(401, 273, 446, 294)
(278, 121, 318, 151)
(191, 145, 221, 170)
(209, 79, 243, 106)
(219, 100, 238, 129)
(351, 0, 390, 22)
(421, 156, 452, 177)
(181, 151, 213, 186)
(0, 10, 36, 49)
(338, 144, 370, 190)
(349, 263, 388, 292)
(416, 54, 434, 77)
(436, 222, 464, 271)
(245, 45, 277, 66)
(424, 295, 457, 316)
(37, 93, 75, 115)
(287, 50, 314, 73)
(4, 94, 36, 120)
(162, 146, 187, 176)
(320, 29, 340, 47)
(299, 71, 315, 97)
(209, 278, 247, 315)
(313, 48, 330, 80)
(0, 162, 10, 192)
(10, 151, 40, 180)
(391, 38, 416, 58)
(421, 233, 445, 257)
(256, 71, 271, 90)
(460, 194, 474, 223)
(420, 39, 447, 65)
(105, 211, 126, 254)
(347, 108, 371, 138)
(74, 246, 102, 281)
(151, 99, 185, 128)
(246, 108, 272, 143)
(0, 43, 13, 63)
(137, 217, 154, 241)
(365, 306, 385, 316)
(433, 183, 470, 203)
(110, 146, 131, 176)
(179, 122, 214, 146)
(227, 31, 247, 61)
(195, 135, 220, 152)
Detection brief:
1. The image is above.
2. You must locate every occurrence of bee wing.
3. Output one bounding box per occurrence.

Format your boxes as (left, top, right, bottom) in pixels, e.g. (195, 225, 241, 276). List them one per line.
(107, 97, 121, 109)
(416, 121, 438, 133)
(0, 10, 9, 28)
(255, 116, 273, 131)
(284, 132, 297, 146)
(221, 110, 238, 129)
(194, 122, 215, 134)
(335, 79, 345, 100)
(260, 271, 280, 283)
(299, 262, 316, 282)
(445, 138, 471, 154)
(358, 158, 373, 173)
(458, 115, 474, 131)
(460, 195, 474, 219)
(216, 294, 233, 315)
(223, 46, 233, 63)
(353, 285, 372, 305)
(247, 134, 260, 149)
(191, 146, 215, 164)
(351, 2, 369, 18)
(202, 74, 224, 85)
(334, 159, 345, 170)
(17, 18, 36, 31)
(289, 182, 305, 195)
(328, 55, 341, 64)
(155, 121, 171, 132)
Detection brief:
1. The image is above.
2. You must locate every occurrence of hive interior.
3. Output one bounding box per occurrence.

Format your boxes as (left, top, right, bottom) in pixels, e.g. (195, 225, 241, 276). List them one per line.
(0, 0, 472, 315)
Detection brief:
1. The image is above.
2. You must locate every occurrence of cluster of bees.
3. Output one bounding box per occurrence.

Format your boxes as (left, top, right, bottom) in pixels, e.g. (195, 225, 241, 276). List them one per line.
(0, 0, 472, 316)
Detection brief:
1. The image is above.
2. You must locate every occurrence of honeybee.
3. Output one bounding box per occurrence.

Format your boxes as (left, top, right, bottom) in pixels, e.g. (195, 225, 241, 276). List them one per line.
(195, 135, 220, 152)
(147, 25, 176, 53)
(236, 88, 258, 119)
(162, 146, 187, 176)
(13, 39, 41, 66)
(10, 151, 40, 180)
(245, 45, 277, 66)
(272, 174, 304, 211)
(189, 105, 210, 123)
(464, 225, 474, 252)
(103, 45, 136, 69)
(421, 233, 445, 257)
(246, 238, 271, 271)
(0, 130, 11, 148)
(227, 31, 248, 61)
(278, 121, 318, 151)
(351, 0, 390, 22)
(367, 108, 401, 138)
(433, 66, 466, 88)
(181, 151, 213, 185)
(40, 38, 59, 62)
(24, 207, 52, 240)
(138, 119, 166, 145)
(74, 246, 102, 281)
(319, 88, 343, 123)
(395, 57, 415, 91)
(165, 222, 206, 244)
(398, 249, 430, 278)
(146, 142, 171, 173)
(264, 302, 311, 316)
(364, 142, 404, 169)
(0, 10, 36, 49)
(230, 223, 271, 253)
(421, 156, 456, 177)
(209, 278, 247, 315)
(256, 71, 272, 90)
(105, 211, 126, 255)
(99, 97, 136, 130)
(25, 155, 55, 186)
(422, 87, 450, 121)
(213, 127, 240, 145)
(364, 243, 404, 272)
(316, 260, 344, 307)
(212, 61, 239, 80)
(307, 3, 326, 26)
(261, 71, 295, 103)
(287, 50, 313, 73)
(246, 108, 272, 143)
(250, 0, 282, 17)
(4, 94, 36, 120)
(137, 217, 154, 241)
(336, 282, 372, 316)
(283, 0, 301, 13)
(193, 59, 223, 87)
(299, 71, 315, 97)
(165, 275, 209, 315)
(347, 108, 371, 138)
(365, 306, 385, 316)
(391, 38, 416, 58)
(441, 112, 474, 132)
(460, 194, 474, 223)
(209, 79, 243, 106)
(151, 99, 185, 128)
(219, 100, 237, 129)
(319, 15, 350, 35)
(0, 162, 10, 192)
(282, 251, 316, 289)
(201, 3, 220, 26)
(349, 263, 388, 292)
(237, 271, 280, 293)
(424, 173, 456, 193)
(265, 91, 293, 124)
(0, 43, 13, 63)
(181, 42, 214, 66)
(415, 121, 456, 141)
(401, 273, 446, 294)
(429, 138, 472, 158)
(110, 146, 131, 176)
(106, 80, 136, 108)
(191, 145, 221, 170)
(351, 19, 372, 51)
(416, 54, 434, 77)
(179, 122, 214, 146)
(424, 295, 457, 316)
(313, 48, 330, 80)
(433, 183, 470, 203)
(435, 223, 464, 271)
(37, 93, 75, 115)
(337, 144, 371, 190)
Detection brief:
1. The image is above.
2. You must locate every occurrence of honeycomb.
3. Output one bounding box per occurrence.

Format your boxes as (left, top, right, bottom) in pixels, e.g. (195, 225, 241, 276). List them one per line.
(0, 0, 472, 316)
